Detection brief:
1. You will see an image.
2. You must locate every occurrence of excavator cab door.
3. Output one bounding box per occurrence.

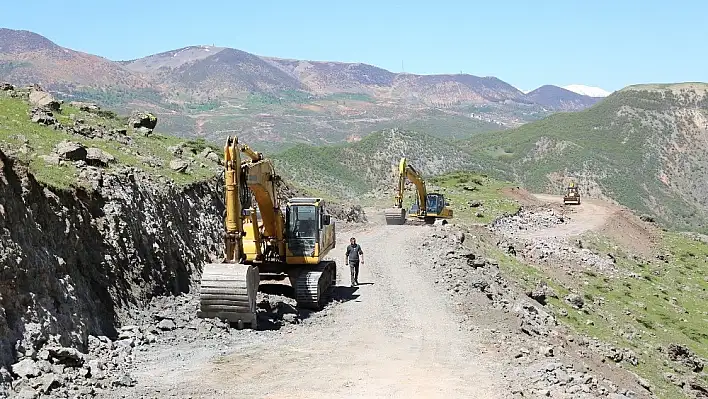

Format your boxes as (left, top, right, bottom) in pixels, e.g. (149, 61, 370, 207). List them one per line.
(425, 193, 445, 215)
(285, 204, 318, 257)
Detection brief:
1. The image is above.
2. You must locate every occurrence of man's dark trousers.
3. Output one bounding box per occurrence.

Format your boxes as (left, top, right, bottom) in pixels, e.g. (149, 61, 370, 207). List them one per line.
(349, 260, 359, 286)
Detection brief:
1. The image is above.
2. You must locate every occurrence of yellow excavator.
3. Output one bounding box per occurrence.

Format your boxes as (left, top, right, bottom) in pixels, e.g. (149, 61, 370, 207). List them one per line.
(197, 136, 337, 329)
(563, 181, 581, 205)
(384, 157, 453, 225)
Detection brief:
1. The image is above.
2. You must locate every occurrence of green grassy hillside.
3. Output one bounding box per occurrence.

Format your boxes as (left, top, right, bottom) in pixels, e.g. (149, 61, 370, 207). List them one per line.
(0, 87, 220, 190)
(463, 84, 708, 234)
(271, 128, 483, 203)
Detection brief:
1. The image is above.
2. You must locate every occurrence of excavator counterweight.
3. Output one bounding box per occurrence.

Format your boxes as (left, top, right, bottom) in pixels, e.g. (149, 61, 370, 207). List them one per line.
(197, 136, 337, 329)
(384, 157, 453, 225)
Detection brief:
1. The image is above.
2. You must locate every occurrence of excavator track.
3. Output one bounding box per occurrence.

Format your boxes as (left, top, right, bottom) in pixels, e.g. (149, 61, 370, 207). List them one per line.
(384, 207, 406, 225)
(197, 262, 260, 329)
(291, 261, 337, 309)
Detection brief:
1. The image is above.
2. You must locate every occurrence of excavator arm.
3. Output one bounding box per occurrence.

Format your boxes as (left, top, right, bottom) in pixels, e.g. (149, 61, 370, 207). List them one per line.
(221, 137, 284, 259)
(401, 158, 428, 214)
(222, 136, 245, 263)
(386, 157, 427, 224)
(392, 158, 427, 208)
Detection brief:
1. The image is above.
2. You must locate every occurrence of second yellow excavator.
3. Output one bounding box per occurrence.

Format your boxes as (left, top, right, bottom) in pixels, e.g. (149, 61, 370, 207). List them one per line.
(197, 136, 337, 329)
(384, 157, 453, 225)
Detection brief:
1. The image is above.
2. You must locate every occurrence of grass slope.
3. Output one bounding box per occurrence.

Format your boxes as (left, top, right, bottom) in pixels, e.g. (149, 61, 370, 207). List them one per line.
(463, 84, 708, 234)
(0, 92, 219, 190)
(428, 171, 521, 224)
(271, 128, 484, 203)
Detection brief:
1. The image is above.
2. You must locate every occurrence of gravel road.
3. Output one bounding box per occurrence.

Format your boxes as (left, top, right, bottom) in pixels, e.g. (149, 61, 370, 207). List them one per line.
(105, 219, 513, 398)
(4, 199, 657, 398)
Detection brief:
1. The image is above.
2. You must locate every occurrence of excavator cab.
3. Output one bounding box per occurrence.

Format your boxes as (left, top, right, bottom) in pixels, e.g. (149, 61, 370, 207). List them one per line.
(418, 193, 453, 222)
(425, 193, 447, 215)
(284, 198, 335, 264)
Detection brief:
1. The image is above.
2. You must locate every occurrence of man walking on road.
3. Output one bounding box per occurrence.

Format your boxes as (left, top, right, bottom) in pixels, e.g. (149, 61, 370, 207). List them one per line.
(345, 237, 364, 287)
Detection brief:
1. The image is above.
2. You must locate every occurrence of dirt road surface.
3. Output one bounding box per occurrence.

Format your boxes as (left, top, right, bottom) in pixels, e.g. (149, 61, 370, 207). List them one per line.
(525, 193, 660, 256)
(105, 219, 513, 399)
(96, 198, 656, 399)
(524, 194, 612, 238)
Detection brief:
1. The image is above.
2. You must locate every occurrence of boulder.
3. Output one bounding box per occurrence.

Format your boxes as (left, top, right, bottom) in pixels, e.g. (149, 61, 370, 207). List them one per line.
(168, 145, 184, 156)
(565, 293, 584, 309)
(169, 159, 189, 173)
(54, 141, 87, 161)
(1, 82, 14, 91)
(85, 148, 116, 167)
(11, 358, 40, 378)
(128, 111, 158, 131)
(30, 107, 57, 125)
(69, 101, 100, 111)
(200, 148, 221, 164)
(29, 89, 61, 111)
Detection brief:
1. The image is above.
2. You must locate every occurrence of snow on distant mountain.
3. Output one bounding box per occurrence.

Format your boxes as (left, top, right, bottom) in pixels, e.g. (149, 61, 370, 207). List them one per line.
(562, 84, 612, 98)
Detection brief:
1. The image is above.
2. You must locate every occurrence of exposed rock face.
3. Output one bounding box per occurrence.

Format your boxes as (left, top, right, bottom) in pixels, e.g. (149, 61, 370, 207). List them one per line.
(0, 148, 224, 373)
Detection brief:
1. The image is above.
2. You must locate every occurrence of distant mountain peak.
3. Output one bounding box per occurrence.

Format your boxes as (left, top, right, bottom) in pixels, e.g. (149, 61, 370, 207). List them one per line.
(0, 28, 60, 54)
(523, 85, 601, 111)
(562, 84, 612, 98)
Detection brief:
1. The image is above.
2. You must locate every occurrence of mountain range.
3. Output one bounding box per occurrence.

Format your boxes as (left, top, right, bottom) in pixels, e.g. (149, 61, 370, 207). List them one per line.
(0, 28, 609, 150)
(273, 83, 708, 234)
(2, 28, 707, 234)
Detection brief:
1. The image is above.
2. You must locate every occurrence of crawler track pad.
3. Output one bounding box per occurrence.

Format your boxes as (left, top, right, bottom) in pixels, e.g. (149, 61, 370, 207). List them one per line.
(292, 261, 336, 310)
(197, 262, 259, 329)
(384, 207, 406, 225)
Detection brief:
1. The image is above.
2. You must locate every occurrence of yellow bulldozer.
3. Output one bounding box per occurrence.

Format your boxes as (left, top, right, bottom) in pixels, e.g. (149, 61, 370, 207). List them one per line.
(563, 181, 581, 205)
(384, 157, 453, 225)
(197, 136, 337, 329)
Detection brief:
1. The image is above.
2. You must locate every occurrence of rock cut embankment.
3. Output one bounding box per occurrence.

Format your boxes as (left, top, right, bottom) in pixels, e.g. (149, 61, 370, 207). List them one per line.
(0, 148, 224, 383)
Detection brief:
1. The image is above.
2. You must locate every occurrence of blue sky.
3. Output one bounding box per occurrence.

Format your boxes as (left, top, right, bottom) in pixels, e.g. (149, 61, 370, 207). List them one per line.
(2, 0, 706, 92)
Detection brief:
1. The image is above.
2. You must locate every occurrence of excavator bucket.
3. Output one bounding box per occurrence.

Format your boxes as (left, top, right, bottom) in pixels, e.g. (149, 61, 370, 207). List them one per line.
(384, 207, 406, 225)
(197, 262, 260, 329)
